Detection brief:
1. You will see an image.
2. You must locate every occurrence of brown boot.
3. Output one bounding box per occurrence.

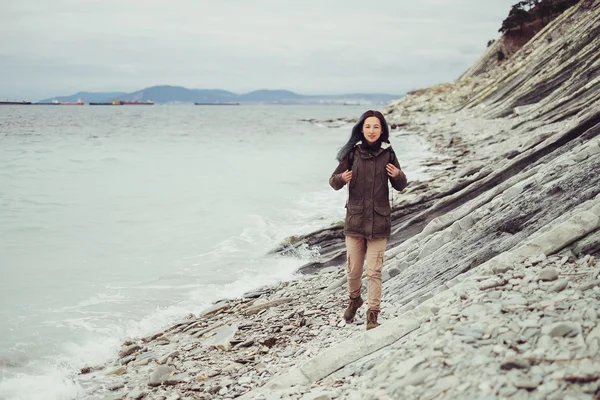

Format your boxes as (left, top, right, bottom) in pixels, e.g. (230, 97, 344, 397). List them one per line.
(366, 309, 380, 330)
(343, 296, 364, 322)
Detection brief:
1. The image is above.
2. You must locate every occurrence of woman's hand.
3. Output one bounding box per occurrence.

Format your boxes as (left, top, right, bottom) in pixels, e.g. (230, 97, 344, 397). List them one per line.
(386, 163, 401, 178)
(341, 170, 353, 183)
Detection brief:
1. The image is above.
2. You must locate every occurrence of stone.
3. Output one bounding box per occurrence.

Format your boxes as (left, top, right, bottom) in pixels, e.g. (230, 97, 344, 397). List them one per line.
(461, 304, 488, 318)
(127, 389, 145, 399)
(500, 359, 530, 370)
(301, 391, 332, 400)
(245, 298, 293, 315)
(536, 267, 558, 281)
(400, 370, 432, 386)
(165, 372, 188, 385)
(201, 324, 238, 351)
(578, 279, 600, 291)
(106, 366, 127, 376)
(148, 365, 174, 387)
(546, 322, 580, 338)
(587, 325, 600, 344)
(121, 355, 136, 365)
(207, 369, 221, 377)
(513, 379, 539, 391)
(157, 355, 174, 365)
(141, 330, 165, 343)
(547, 279, 568, 293)
(132, 358, 150, 367)
(201, 303, 230, 317)
(108, 383, 125, 391)
(119, 344, 142, 358)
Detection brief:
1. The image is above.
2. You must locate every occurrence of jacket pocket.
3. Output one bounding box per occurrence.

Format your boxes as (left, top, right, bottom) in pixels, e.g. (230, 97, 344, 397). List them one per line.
(345, 202, 364, 233)
(373, 205, 391, 235)
(347, 203, 364, 214)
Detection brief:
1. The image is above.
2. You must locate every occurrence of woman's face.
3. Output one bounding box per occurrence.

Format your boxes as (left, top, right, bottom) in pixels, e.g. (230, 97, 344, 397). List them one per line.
(362, 116, 382, 144)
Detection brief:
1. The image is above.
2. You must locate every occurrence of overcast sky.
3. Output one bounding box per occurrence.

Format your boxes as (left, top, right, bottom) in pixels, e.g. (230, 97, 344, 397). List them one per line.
(0, 0, 516, 99)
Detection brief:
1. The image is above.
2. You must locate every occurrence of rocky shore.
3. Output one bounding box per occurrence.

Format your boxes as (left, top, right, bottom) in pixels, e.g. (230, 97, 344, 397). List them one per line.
(76, 1, 600, 399)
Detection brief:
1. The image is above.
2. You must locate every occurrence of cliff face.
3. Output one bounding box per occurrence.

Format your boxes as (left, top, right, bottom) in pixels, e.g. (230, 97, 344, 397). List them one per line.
(462, 0, 600, 120)
(459, 2, 581, 81)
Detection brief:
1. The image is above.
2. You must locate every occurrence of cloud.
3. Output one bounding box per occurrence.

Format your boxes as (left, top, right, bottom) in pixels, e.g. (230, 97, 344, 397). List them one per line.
(0, 0, 517, 99)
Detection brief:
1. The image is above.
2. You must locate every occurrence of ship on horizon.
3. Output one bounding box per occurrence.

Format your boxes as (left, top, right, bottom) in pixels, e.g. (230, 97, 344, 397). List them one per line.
(90, 100, 125, 106)
(194, 102, 240, 106)
(122, 99, 154, 105)
(0, 99, 31, 105)
(32, 100, 61, 105)
(90, 99, 154, 106)
(56, 99, 84, 106)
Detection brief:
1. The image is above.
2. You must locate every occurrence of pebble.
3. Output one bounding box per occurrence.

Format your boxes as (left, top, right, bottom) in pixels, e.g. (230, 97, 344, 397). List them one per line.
(547, 279, 569, 293)
(108, 382, 125, 391)
(148, 365, 173, 387)
(536, 267, 559, 281)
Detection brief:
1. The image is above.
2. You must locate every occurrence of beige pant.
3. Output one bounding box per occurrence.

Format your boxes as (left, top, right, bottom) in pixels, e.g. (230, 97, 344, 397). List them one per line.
(345, 236, 387, 311)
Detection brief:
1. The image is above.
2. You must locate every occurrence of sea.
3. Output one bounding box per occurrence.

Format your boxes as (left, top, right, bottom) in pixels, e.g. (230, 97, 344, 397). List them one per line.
(0, 104, 433, 400)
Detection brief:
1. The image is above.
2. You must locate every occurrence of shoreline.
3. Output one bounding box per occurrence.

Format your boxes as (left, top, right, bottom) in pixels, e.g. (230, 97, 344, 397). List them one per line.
(78, 100, 600, 400)
(74, 2, 600, 396)
(78, 95, 600, 400)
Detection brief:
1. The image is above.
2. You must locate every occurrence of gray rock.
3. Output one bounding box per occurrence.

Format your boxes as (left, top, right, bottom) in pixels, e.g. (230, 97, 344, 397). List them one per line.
(461, 304, 488, 318)
(148, 365, 174, 387)
(585, 308, 598, 322)
(500, 359, 530, 370)
(546, 279, 568, 293)
(119, 344, 142, 358)
(108, 382, 125, 391)
(453, 325, 485, 339)
(121, 355, 136, 365)
(201, 303, 230, 317)
(578, 279, 600, 291)
(127, 389, 145, 399)
(157, 350, 179, 365)
(401, 370, 431, 386)
(587, 325, 600, 344)
(502, 294, 528, 306)
(389, 355, 426, 379)
(513, 379, 539, 391)
(141, 329, 165, 343)
(106, 366, 127, 376)
(201, 324, 238, 351)
(536, 267, 558, 282)
(301, 391, 332, 400)
(547, 322, 580, 338)
(245, 298, 293, 315)
(165, 372, 188, 385)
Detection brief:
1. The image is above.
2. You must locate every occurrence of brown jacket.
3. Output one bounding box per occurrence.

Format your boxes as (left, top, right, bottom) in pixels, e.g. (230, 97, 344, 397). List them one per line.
(329, 142, 407, 239)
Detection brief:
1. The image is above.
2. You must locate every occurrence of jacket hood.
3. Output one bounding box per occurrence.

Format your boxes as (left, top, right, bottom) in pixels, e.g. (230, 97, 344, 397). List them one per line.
(355, 141, 391, 150)
(356, 141, 392, 158)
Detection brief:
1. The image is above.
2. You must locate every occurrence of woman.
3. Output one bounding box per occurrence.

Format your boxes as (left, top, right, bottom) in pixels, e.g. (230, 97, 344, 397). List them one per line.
(329, 110, 407, 330)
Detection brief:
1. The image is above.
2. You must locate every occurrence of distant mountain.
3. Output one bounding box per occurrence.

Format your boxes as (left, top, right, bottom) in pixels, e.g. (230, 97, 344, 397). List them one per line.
(117, 85, 238, 103)
(40, 86, 402, 105)
(38, 92, 127, 103)
(238, 89, 302, 102)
